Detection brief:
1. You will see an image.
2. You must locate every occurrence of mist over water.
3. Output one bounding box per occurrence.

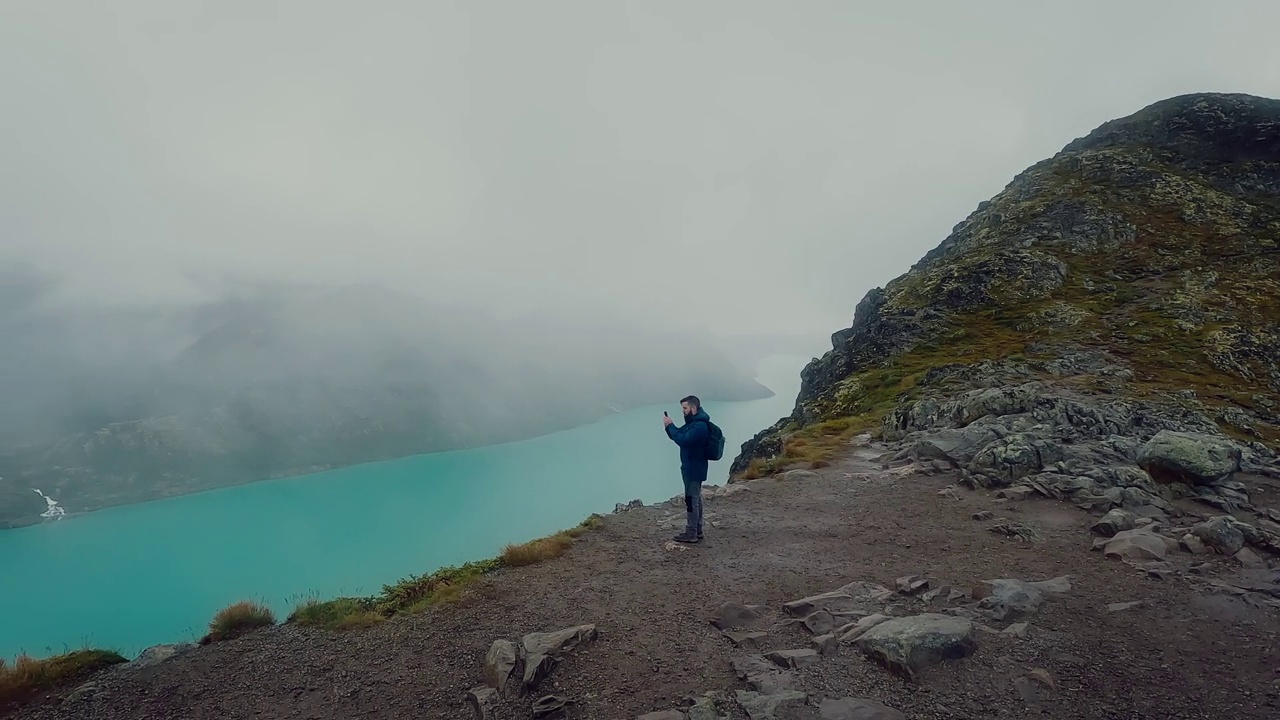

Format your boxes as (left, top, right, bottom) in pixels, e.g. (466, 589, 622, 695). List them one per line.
(0, 355, 807, 661)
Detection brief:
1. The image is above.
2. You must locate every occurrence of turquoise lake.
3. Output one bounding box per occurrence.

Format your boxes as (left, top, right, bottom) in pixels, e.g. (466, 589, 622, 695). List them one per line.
(0, 355, 808, 661)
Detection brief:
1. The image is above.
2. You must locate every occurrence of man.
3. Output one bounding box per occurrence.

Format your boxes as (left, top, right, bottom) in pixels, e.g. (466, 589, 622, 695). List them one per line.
(663, 395, 711, 544)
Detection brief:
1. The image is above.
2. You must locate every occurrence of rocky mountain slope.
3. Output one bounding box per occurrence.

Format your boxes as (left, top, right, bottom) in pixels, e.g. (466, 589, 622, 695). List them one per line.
(0, 282, 771, 528)
(732, 93, 1280, 527)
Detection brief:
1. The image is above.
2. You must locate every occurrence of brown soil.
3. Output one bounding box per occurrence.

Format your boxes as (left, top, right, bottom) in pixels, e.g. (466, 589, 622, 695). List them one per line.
(9, 439, 1280, 719)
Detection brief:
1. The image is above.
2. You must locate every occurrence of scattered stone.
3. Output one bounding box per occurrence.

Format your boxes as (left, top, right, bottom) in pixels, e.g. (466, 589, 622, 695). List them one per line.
(974, 577, 1071, 621)
(130, 643, 194, 670)
(688, 694, 729, 720)
(836, 614, 892, 643)
(711, 602, 766, 630)
(637, 712, 686, 720)
(766, 649, 820, 670)
(783, 582, 893, 617)
(853, 613, 977, 680)
(1096, 526, 1177, 560)
(532, 695, 571, 720)
(665, 541, 691, 552)
(895, 575, 930, 595)
(1106, 600, 1146, 613)
(1026, 668, 1056, 690)
(781, 469, 821, 482)
(1234, 547, 1267, 569)
(803, 610, 836, 635)
(615, 499, 644, 513)
(467, 687, 498, 720)
(1002, 622, 1030, 638)
(988, 520, 1041, 542)
(948, 588, 972, 603)
(812, 634, 838, 656)
(1091, 509, 1137, 537)
(818, 697, 907, 720)
(724, 631, 770, 648)
(520, 625, 598, 691)
(1137, 430, 1242, 485)
(1193, 516, 1246, 555)
(732, 655, 795, 694)
(735, 690, 809, 720)
(996, 485, 1036, 501)
(972, 510, 995, 521)
(1180, 534, 1210, 555)
(484, 639, 517, 693)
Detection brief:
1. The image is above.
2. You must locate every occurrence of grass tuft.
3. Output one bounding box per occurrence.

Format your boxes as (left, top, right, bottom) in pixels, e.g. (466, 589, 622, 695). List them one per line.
(290, 597, 383, 631)
(501, 532, 574, 566)
(204, 600, 276, 643)
(0, 649, 127, 703)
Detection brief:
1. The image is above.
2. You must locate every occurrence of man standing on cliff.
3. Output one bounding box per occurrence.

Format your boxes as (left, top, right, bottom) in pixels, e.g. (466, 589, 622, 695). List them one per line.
(663, 395, 710, 544)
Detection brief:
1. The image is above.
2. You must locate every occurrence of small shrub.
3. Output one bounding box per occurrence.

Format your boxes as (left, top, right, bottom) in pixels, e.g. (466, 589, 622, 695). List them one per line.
(290, 597, 381, 631)
(563, 514, 603, 538)
(0, 649, 126, 703)
(204, 600, 276, 643)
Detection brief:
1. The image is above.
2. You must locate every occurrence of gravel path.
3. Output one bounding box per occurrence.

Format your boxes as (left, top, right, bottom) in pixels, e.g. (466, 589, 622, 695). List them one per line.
(10, 438, 1280, 719)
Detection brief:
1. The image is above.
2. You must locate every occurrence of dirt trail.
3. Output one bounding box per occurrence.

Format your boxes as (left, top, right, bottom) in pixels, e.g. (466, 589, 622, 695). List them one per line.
(12, 437, 1280, 719)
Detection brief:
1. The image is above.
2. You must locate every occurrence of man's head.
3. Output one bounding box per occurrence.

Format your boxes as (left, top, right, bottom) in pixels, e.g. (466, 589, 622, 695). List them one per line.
(680, 395, 701, 417)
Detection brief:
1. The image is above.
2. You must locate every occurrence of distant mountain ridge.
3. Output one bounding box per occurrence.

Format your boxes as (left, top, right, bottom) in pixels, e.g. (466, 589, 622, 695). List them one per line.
(0, 281, 771, 528)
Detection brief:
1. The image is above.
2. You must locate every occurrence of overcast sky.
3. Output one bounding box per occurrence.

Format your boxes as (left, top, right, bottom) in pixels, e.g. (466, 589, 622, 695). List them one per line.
(2, 1, 1278, 335)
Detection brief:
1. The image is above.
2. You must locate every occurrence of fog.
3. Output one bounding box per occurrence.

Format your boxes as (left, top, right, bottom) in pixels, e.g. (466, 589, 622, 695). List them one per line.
(2, 0, 1275, 338)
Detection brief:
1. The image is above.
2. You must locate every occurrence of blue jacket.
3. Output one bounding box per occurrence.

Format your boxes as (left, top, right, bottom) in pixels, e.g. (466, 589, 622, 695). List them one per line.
(665, 409, 711, 483)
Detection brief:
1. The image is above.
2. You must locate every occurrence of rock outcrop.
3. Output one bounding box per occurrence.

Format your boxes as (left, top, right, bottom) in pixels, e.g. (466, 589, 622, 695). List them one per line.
(730, 92, 1280, 562)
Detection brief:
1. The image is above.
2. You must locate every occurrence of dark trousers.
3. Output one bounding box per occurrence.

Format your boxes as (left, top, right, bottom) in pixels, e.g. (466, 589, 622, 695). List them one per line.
(683, 478, 703, 536)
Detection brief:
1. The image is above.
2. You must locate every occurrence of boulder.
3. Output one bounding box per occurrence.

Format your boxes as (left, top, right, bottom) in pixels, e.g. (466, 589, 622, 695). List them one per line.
(1137, 430, 1241, 485)
(484, 639, 518, 693)
(895, 575, 929, 595)
(711, 602, 766, 630)
(973, 577, 1071, 621)
(532, 695, 571, 720)
(1096, 526, 1178, 560)
(1192, 516, 1246, 555)
(1090, 509, 1137, 537)
(836, 614, 892, 643)
(1180, 533, 1210, 554)
(783, 582, 892, 617)
(130, 643, 194, 670)
(1234, 547, 1267, 569)
(803, 610, 836, 635)
(732, 655, 795, 694)
(614, 499, 644, 513)
(688, 694, 730, 720)
(467, 687, 498, 720)
(912, 426, 1002, 467)
(520, 625, 598, 691)
(735, 690, 809, 720)
(765, 649, 820, 670)
(723, 631, 769, 648)
(853, 613, 977, 680)
(812, 634, 838, 656)
(819, 698, 907, 720)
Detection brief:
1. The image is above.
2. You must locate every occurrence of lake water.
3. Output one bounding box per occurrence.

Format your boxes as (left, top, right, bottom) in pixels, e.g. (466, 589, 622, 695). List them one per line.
(0, 355, 807, 661)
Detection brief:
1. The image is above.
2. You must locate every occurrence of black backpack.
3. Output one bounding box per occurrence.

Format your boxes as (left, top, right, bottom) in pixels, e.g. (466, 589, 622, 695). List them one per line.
(703, 419, 726, 461)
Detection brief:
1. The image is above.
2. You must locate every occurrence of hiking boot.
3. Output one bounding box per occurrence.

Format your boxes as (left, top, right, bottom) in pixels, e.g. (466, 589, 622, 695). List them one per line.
(673, 531, 701, 544)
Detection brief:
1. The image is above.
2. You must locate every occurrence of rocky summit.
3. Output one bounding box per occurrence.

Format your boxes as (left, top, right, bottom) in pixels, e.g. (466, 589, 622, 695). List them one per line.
(734, 92, 1280, 519)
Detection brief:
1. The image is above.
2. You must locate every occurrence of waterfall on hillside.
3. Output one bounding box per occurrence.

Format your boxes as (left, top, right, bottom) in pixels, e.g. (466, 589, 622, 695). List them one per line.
(31, 488, 66, 520)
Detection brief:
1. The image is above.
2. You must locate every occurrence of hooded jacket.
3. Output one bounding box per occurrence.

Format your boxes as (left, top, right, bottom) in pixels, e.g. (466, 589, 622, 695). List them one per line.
(665, 408, 711, 483)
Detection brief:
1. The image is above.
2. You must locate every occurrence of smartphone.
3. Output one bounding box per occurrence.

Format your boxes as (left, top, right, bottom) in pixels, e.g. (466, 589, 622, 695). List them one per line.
(663, 411, 669, 417)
